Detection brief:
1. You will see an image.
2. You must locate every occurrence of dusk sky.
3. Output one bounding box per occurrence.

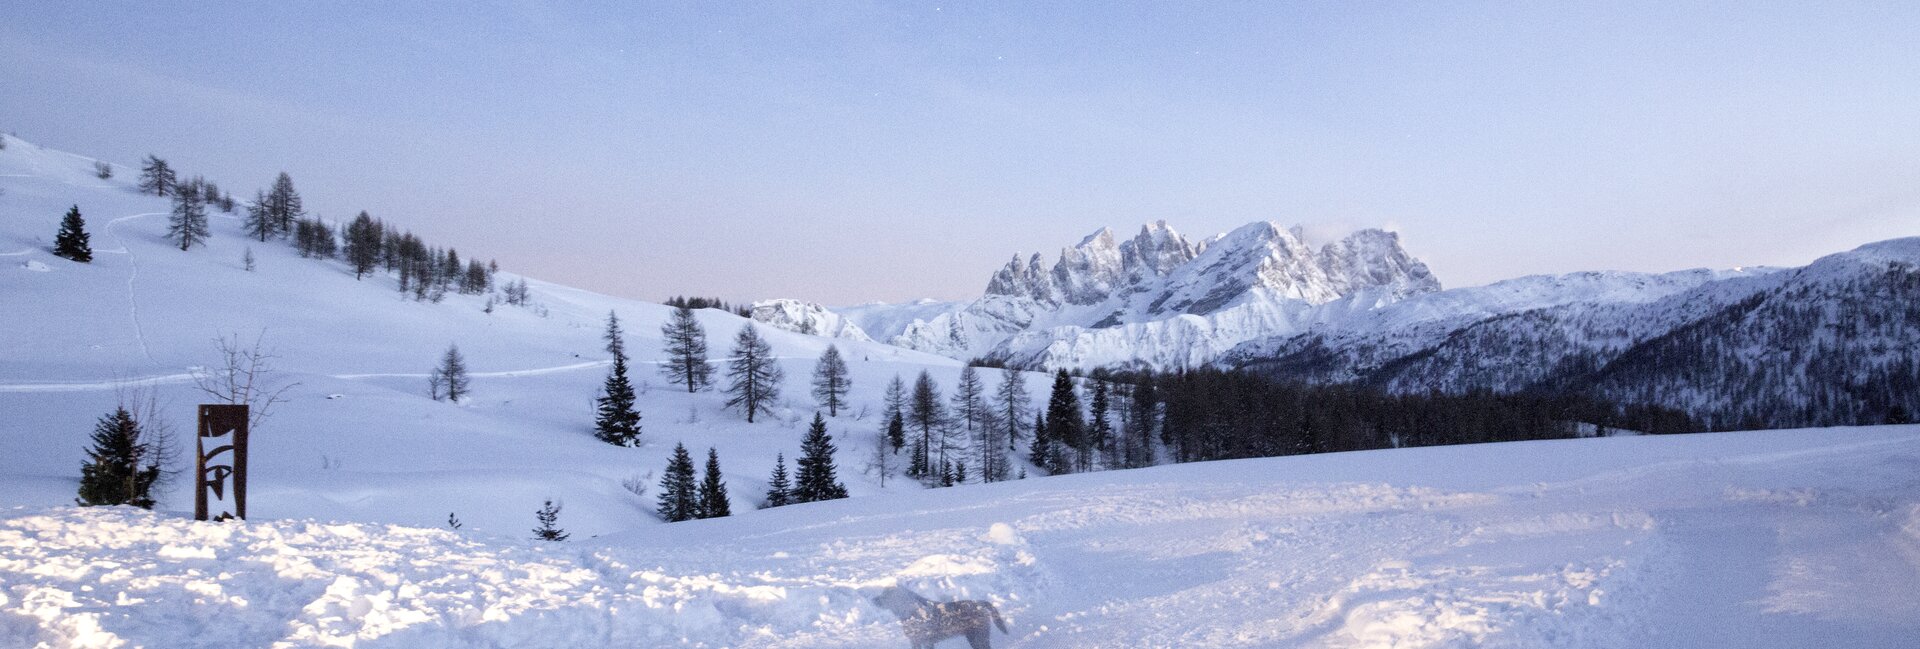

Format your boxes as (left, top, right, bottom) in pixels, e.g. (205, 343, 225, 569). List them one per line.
(5, 2, 1917, 305)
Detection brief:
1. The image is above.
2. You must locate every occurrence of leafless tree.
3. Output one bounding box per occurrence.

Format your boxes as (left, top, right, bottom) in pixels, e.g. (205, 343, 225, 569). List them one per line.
(192, 332, 298, 433)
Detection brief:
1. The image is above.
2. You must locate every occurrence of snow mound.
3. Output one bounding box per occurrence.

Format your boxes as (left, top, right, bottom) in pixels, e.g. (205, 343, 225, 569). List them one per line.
(19, 260, 50, 272)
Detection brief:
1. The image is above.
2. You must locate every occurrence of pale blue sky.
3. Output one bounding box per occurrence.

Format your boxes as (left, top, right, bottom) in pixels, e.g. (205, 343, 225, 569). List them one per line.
(4, 2, 1917, 304)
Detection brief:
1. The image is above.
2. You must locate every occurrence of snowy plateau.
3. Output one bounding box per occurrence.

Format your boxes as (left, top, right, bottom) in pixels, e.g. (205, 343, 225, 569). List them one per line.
(2, 134, 1919, 649)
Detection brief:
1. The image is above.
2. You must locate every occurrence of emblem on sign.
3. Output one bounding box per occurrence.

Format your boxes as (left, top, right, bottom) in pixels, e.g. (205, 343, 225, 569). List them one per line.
(195, 404, 250, 521)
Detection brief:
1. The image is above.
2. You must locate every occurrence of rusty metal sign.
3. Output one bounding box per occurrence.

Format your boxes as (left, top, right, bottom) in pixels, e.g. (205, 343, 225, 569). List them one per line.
(195, 404, 250, 521)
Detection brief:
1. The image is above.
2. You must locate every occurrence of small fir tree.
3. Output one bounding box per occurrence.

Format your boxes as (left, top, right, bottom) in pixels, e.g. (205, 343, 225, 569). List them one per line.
(532, 500, 569, 541)
(52, 205, 92, 263)
(794, 413, 849, 502)
(1044, 370, 1082, 474)
(764, 453, 792, 508)
(242, 247, 256, 272)
(76, 407, 160, 509)
(811, 344, 851, 416)
(656, 443, 699, 522)
(697, 447, 731, 519)
(593, 312, 643, 446)
(93, 161, 113, 180)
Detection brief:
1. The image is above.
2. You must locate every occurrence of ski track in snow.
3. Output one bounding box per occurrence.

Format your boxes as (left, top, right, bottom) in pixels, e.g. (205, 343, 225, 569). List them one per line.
(0, 249, 33, 257)
(0, 361, 619, 392)
(104, 212, 166, 366)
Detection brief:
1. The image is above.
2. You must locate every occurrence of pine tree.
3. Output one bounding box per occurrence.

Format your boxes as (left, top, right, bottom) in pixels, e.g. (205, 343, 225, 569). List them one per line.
(76, 407, 160, 508)
(953, 459, 967, 484)
(1028, 412, 1050, 473)
(995, 368, 1029, 453)
(266, 172, 304, 237)
(697, 448, 731, 518)
(343, 211, 382, 279)
(1088, 379, 1112, 471)
(883, 374, 906, 423)
(532, 500, 569, 541)
(166, 183, 210, 250)
(660, 305, 714, 392)
(940, 458, 955, 487)
(724, 324, 783, 423)
(811, 344, 851, 417)
(431, 344, 469, 402)
(908, 371, 946, 478)
(764, 453, 792, 508)
(794, 413, 848, 502)
(1125, 376, 1158, 469)
(1044, 370, 1082, 474)
(244, 190, 274, 242)
(909, 435, 930, 479)
(886, 411, 906, 454)
(52, 205, 92, 263)
(93, 161, 113, 180)
(656, 443, 699, 522)
(138, 155, 174, 196)
(593, 311, 643, 446)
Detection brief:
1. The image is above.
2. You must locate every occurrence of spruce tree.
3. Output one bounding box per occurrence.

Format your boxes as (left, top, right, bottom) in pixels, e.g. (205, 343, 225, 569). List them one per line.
(52, 205, 92, 263)
(794, 413, 848, 502)
(764, 453, 792, 508)
(1089, 379, 1112, 470)
(167, 184, 210, 250)
(810, 344, 851, 417)
(724, 324, 783, 423)
(656, 443, 699, 522)
(659, 305, 714, 392)
(93, 161, 113, 180)
(1125, 376, 1158, 469)
(593, 312, 643, 446)
(697, 447, 731, 519)
(532, 500, 569, 541)
(1028, 413, 1050, 473)
(76, 407, 159, 508)
(138, 155, 174, 196)
(886, 411, 906, 454)
(1044, 370, 1082, 474)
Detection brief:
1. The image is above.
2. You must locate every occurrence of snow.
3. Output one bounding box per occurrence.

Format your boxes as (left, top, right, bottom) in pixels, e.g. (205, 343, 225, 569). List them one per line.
(5, 137, 1919, 648)
(5, 428, 1919, 647)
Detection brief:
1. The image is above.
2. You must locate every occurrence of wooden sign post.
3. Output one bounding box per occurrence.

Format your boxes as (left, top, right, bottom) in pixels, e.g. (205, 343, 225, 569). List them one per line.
(195, 404, 250, 521)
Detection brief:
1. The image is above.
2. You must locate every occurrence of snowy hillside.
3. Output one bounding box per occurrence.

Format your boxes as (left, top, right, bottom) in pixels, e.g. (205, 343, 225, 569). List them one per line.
(0, 134, 1048, 537)
(6, 426, 1918, 647)
(1229, 237, 1920, 429)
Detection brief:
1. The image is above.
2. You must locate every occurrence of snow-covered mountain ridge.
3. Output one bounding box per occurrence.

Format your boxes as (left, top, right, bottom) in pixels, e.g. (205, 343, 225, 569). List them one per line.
(799, 221, 1442, 369)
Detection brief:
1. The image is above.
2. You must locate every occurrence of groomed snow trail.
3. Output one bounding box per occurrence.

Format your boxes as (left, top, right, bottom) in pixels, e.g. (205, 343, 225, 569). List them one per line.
(4, 428, 1916, 649)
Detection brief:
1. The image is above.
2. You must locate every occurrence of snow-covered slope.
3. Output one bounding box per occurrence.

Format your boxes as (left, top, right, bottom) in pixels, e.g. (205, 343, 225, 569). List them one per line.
(0, 134, 1050, 537)
(840, 221, 1441, 369)
(1227, 235, 1920, 428)
(749, 298, 874, 342)
(6, 426, 1918, 648)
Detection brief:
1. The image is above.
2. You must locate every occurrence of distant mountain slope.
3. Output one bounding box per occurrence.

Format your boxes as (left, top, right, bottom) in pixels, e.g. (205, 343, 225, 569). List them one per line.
(1230, 239, 1920, 429)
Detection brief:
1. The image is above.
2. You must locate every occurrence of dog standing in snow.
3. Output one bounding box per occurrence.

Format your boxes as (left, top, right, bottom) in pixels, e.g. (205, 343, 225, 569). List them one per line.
(870, 585, 1009, 649)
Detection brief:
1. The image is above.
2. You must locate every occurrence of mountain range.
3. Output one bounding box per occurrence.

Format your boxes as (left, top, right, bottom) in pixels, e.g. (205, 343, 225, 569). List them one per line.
(757, 222, 1919, 429)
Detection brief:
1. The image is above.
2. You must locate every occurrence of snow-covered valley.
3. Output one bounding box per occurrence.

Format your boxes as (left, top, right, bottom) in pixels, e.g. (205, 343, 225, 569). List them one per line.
(6, 428, 1919, 648)
(4, 134, 1919, 648)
